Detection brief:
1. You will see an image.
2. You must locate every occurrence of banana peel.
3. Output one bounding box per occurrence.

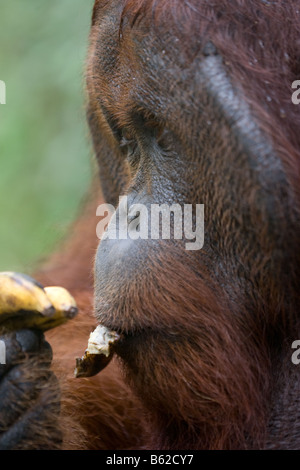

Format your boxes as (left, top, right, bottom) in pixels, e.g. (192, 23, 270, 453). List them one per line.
(0, 272, 78, 333)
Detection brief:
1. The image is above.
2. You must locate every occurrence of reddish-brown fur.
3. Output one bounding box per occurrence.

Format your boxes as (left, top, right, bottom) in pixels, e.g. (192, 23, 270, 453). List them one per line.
(1, 0, 300, 450)
(47, 0, 300, 449)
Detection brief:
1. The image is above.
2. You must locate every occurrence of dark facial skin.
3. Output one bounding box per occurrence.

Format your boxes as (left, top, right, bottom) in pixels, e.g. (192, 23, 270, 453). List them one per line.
(87, 0, 300, 449)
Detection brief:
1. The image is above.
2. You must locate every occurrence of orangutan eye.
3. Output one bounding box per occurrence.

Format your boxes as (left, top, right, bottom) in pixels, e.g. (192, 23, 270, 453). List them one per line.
(120, 135, 136, 153)
(120, 130, 140, 167)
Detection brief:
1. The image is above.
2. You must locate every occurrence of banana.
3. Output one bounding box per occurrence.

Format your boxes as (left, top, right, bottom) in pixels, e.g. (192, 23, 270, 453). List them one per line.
(75, 326, 121, 378)
(42, 286, 78, 330)
(0, 272, 54, 316)
(0, 272, 78, 333)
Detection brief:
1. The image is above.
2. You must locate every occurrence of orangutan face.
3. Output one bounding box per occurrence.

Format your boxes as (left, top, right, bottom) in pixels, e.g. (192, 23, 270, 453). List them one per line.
(87, 0, 300, 449)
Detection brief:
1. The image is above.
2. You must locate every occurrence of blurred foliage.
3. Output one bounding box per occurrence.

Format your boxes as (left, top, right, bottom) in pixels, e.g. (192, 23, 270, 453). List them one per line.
(0, 0, 95, 272)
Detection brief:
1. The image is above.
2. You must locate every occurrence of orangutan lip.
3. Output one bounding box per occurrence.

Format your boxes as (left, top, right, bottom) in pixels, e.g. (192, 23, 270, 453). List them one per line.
(95, 319, 157, 352)
(93, 323, 142, 353)
(96, 320, 135, 338)
(97, 326, 132, 347)
(97, 321, 161, 341)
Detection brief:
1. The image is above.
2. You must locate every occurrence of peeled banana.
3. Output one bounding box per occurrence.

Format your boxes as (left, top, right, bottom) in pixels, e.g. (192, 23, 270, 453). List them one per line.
(74, 325, 120, 378)
(0, 272, 78, 332)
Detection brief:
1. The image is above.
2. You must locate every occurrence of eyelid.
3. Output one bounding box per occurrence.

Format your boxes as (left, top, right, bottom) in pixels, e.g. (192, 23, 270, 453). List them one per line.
(120, 136, 136, 148)
(119, 135, 139, 167)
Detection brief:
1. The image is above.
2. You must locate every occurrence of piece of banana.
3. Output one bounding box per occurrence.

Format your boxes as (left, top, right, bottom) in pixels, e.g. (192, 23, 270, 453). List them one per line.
(0, 272, 78, 332)
(74, 325, 121, 378)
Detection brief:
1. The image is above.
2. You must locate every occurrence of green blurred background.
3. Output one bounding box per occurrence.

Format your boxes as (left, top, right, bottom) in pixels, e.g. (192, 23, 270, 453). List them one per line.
(0, 0, 95, 272)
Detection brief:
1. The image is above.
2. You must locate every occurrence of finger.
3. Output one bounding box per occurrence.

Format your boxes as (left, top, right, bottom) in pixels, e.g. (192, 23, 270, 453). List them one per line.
(0, 369, 62, 450)
(0, 353, 56, 433)
(0, 330, 52, 379)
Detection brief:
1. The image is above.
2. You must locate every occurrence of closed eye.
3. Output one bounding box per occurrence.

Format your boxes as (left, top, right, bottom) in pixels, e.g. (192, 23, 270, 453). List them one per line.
(120, 135, 137, 152)
(119, 133, 140, 169)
